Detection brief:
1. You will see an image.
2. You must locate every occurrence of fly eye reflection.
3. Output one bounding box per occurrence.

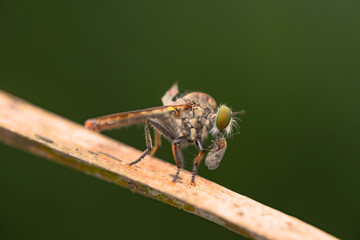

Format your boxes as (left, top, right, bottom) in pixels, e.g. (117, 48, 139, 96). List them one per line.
(216, 105, 232, 131)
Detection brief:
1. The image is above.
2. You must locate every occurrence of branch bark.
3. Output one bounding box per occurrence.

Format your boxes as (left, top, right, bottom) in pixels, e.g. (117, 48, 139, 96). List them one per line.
(0, 90, 337, 240)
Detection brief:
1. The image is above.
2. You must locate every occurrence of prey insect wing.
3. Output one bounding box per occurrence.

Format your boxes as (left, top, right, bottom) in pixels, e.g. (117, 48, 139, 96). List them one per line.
(205, 137, 227, 170)
(161, 82, 179, 105)
(85, 103, 192, 132)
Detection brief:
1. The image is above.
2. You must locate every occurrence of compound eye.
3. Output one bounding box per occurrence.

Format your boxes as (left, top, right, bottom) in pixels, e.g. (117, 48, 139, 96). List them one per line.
(216, 105, 232, 131)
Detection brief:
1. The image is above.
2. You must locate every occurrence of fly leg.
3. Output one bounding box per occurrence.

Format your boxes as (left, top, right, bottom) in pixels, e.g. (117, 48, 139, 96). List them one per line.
(128, 118, 187, 183)
(191, 140, 205, 184)
(171, 137, 187, 182)
(149, 132, 161, 156)
(129, 118, 176, 166)
(147, 120, 188, 182)
(128, 119, 153, 166)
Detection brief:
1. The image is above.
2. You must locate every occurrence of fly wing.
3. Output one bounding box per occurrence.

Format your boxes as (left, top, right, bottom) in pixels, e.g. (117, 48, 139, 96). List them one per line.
(85, 103, 192, 132)
(205, 137, 227, 170)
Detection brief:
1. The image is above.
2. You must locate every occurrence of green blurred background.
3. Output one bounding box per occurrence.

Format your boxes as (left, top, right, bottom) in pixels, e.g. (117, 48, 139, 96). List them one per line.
(1, 1, 359, 239)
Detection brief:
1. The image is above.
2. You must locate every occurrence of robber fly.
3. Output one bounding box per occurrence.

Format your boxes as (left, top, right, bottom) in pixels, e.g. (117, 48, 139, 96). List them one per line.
(85, 83, 243, 184)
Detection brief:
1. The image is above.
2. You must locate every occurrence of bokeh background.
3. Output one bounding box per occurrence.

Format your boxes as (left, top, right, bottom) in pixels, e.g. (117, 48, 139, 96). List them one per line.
(1, 1, 359, 239)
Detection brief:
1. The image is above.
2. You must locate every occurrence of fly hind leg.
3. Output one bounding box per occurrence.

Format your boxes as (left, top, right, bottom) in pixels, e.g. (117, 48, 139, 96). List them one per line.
(142, 119, 187, 183)
(171, 137, 188, 182)
(129, 118, 186, 184)
(129, 118, 176, 167)
(171, 142, 184, 182)
(128, 119, 153, 166)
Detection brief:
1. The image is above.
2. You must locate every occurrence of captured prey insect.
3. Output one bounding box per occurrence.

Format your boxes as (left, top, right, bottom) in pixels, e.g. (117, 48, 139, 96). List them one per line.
(85, 83, 244, 184)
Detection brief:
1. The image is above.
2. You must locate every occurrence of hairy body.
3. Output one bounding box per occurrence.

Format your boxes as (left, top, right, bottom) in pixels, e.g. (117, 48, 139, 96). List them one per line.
(85, 84, 240, 184)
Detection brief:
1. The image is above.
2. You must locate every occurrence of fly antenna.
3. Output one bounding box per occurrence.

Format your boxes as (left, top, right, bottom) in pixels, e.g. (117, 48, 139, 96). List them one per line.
(232, 109, 246, 116)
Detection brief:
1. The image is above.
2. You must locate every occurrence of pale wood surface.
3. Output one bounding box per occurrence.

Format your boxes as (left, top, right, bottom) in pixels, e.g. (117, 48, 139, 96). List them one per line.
(0, 90, 338, 240)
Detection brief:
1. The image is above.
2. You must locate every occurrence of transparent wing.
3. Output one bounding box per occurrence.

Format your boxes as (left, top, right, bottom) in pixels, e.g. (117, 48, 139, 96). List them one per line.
(205, 137, 227, 170)
(85, 103, 192, 132)
(161, 82, 179, 105)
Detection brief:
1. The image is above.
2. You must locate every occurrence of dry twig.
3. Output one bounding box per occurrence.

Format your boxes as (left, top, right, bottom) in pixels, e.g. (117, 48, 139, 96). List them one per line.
(0, 90, 337, 240)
